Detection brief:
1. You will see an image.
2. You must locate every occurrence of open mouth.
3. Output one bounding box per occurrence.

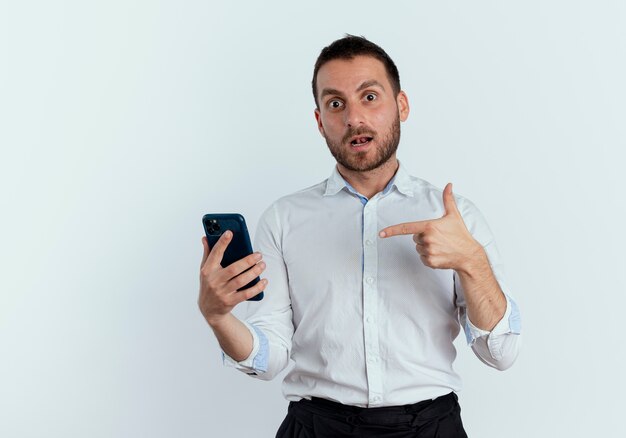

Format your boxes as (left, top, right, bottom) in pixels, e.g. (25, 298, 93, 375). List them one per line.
(350, 136, 373, 147)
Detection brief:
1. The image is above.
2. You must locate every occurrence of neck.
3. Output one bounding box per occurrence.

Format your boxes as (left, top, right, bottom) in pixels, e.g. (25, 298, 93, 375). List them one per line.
(336, 156, 399, 199)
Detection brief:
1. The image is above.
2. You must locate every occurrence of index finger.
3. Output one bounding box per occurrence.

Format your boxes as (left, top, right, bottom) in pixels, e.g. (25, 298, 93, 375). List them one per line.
(379, 220, 430, 238)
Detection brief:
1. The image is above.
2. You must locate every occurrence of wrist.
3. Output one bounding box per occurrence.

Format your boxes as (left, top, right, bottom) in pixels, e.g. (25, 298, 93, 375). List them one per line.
(205, 312, 230, 329)
(457, 242, 489, 278)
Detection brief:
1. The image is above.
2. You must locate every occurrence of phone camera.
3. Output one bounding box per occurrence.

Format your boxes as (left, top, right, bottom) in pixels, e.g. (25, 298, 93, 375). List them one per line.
(207, 219, 221, 235)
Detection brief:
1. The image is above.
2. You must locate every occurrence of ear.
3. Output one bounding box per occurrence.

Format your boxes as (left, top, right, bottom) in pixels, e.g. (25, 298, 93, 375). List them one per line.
(314, 108, 326, 137)
(396, 91, 410, 122)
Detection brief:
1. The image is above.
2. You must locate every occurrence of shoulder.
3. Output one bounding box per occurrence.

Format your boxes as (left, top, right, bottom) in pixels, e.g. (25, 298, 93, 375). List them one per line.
(257, 178, 328, 226)
(404, 174, 477, 212)
(273, 179, 327, 208)
(404, 172, 486, 228)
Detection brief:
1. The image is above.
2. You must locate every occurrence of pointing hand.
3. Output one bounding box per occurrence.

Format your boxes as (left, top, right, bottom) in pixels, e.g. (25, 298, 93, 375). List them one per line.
(379, 183, 483, 271)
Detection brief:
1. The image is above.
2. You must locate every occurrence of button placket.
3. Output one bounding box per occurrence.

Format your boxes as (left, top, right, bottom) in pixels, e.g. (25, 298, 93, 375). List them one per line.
(362, 196, 382, 406)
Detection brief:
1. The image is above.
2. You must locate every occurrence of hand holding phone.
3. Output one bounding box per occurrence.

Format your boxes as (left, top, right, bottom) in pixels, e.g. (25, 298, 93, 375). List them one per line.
(198, 214, 265, 326)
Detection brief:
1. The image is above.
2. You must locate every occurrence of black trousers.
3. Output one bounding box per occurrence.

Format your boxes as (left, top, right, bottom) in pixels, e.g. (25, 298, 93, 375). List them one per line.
(275, 392, 468, 438)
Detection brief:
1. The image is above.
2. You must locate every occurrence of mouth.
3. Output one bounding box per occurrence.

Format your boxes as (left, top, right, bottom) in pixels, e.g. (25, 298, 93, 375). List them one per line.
(349, 135, 373, 149)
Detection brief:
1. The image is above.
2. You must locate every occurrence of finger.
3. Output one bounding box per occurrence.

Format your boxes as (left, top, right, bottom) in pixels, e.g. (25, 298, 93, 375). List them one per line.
(201, 236, 213, 267)
(419, 254, 432, 267)
(443, 183, 460, 217)
(226, 261, 266, 292)
(205, 230, 232, 269)
(220, 251, 263, 282)
(379, 220, 430, 238)
(235, 278, 268, 304)
(412, 232, 426, 245)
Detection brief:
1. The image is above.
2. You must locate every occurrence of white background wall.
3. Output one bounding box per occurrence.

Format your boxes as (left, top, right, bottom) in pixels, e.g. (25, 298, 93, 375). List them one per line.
(1, 1, 625, 436)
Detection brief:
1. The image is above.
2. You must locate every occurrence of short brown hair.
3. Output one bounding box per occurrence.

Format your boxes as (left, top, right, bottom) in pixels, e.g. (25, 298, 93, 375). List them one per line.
(312, 35, 401, 108)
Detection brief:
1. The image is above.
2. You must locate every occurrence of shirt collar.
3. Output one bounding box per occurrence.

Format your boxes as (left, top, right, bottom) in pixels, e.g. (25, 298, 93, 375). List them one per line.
(323, 161, 414, 198)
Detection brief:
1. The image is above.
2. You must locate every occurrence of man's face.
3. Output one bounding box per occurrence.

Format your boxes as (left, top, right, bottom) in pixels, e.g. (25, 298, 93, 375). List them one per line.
(314, 56, 409, 172)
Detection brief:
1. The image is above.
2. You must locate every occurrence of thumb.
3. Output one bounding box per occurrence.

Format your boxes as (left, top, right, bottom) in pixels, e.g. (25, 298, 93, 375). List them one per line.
(443, 182, 460, 217)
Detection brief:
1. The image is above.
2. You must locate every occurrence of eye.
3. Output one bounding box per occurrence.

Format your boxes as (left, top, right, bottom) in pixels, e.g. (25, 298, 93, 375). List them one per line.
(328, 99, 344, 110)
(365, 93, 377, 102)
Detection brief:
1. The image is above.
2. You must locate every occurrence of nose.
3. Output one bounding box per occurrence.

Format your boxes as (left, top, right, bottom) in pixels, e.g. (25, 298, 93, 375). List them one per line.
(344, 104, 365, 127)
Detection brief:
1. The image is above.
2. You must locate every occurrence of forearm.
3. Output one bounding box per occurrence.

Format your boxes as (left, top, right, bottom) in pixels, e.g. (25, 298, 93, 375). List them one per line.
(456, 246, 506, 331)
(207, 313, 254, 362)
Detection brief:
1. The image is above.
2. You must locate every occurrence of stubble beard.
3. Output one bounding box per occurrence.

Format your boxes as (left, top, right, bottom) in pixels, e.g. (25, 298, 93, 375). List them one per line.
(325, 115, 401, 172)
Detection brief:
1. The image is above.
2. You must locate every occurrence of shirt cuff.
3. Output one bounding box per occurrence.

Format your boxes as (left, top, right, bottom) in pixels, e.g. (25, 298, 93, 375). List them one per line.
(465, 294, 514, 344)
(221, 321, 269, 375)
(466, 294, 522, 361)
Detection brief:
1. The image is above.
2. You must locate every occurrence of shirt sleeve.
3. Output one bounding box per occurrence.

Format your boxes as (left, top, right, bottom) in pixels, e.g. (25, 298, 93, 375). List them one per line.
(221, 321, 269, 375)
(221, 202, 295, 381)
(454, 197, 522, 371)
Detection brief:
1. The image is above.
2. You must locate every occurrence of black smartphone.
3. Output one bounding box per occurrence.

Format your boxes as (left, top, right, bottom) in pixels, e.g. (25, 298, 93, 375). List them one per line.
(202, 213, 264, 301)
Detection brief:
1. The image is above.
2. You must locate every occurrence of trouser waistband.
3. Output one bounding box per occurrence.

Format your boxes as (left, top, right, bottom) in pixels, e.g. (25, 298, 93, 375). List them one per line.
(290, 392, 459, 428)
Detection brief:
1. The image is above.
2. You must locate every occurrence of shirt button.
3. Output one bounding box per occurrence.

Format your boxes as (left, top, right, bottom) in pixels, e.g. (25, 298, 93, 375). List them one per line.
(365, 239, 373, 246)
(366, 277, 375, 284)
(371, 396, 381, 402)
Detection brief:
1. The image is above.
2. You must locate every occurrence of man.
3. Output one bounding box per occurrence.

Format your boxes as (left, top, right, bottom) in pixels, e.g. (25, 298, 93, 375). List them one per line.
(199, 35, 522, 437)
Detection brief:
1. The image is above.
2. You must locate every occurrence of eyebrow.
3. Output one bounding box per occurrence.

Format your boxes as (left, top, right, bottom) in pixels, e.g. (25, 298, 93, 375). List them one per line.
(356, 80, 385, 93)
(320, 80, 386, 101)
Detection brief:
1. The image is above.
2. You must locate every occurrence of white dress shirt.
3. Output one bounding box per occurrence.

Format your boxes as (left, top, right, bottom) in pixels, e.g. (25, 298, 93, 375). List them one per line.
(222, 162, 521, 408)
